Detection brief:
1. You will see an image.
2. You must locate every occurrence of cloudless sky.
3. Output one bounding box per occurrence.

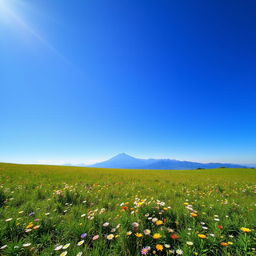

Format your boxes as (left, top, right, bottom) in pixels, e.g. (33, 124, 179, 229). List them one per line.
(1, 0, 256, 165)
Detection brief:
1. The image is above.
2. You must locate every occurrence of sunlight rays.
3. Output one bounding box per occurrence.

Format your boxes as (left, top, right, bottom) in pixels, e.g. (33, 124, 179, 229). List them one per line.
(0, 0, 69, 64)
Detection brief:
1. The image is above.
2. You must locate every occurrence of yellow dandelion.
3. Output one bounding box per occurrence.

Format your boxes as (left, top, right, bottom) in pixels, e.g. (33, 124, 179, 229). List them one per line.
(240, 227, 251, 233)
(153, 233, 162, 239)
(156, 244, 164, 251)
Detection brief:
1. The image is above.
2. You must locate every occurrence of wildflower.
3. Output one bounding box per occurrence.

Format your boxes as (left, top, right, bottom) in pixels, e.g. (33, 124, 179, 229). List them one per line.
(63, 244, 70, 249)
(171, 234, 179, 239)
(80, 233, 87, 239)
(107, 234, 114, 240)
(152, 218, 158, 223)
(156, 244, 163, 251)
(141, 247, 150, 255)
(186, 241, 193, 246)
(76, 253, 83, 256)
(153, 233, 162, 239)
(176, 249, 183, 255)
(103, 222, 109, 227)
(0, 245, 7, 250)
(45, 212, 50, 216)
(144, 229, 151, 235)
(54, 245, 63, 251)
(5, 218, 13, 222)
(156, 220, 163, 225)
(92, 235, 99, 240)
(218, 225, 223, 229)
(33, 225, 40, 230)
(23, 243, 31, 247)
(135, 233, 143, 238)
(191, 212, 197, 217)
(198, 234, 207, 239)
(220, 242, 229, 246)
(29, 212, 35, 216)
(60, 252, 67, 256)
(164, 244, 170, 248)
(132, 222, 139, 228)
(228, 241, 233, 245)
(26, 223, 33, 229)
(77, 240, 84, 246)
(240, 227, 251, 233)
(127, 231, 132, 235)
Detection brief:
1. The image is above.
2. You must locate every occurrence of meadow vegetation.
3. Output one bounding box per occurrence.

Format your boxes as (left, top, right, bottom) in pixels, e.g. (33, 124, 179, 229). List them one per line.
(0, 163, 255, 256)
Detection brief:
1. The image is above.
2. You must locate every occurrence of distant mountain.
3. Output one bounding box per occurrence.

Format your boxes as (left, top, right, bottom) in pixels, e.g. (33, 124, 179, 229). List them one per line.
(89, 153, 156, 169)
(89, 153, 247, 170)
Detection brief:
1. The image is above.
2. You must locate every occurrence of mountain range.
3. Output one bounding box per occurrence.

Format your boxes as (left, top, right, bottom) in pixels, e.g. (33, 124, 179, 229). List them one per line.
(89, 153, 248, 170)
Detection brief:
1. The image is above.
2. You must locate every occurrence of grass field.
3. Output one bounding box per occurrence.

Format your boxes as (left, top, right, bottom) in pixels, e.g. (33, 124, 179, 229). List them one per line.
(0, 163, 255, 256)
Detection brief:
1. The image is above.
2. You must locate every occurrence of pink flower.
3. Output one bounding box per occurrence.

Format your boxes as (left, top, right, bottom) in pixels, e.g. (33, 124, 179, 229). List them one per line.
(92, 235, 99, 240)
(141, 246, 150, 255)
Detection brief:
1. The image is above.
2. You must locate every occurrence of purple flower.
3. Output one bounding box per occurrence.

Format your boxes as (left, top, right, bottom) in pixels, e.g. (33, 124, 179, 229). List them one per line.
(80, 233, 87, 239)
(29, 212, 35, 216)
(141, 246, 150, 255)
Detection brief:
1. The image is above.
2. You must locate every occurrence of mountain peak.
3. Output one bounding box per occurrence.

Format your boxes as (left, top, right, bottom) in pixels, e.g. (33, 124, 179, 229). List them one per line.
(110, 153, 134, 160)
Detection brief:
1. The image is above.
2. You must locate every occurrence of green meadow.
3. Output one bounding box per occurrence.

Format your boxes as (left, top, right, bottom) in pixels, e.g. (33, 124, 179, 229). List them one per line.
(0, 163, 255, 256)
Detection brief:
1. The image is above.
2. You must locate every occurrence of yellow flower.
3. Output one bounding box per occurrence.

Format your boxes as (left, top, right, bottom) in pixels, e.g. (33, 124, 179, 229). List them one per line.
(135, 233, 143, 238)
(156, 220, 163, 226)
(26, 223, 33, 229)
(240, 227, 251, 233)
(153, 233, 162, 239)
(156, 244, 164, 251)
(191, 212, 197, 217)
(127, 231, 132, 236)
(228, 242, 233, 245)
(77, 240, 84, 246)
(184, 202, 189, 205)
(198, 234, 206, 239)
(63, 243, 70, 249)
(107, 234, 114, 240)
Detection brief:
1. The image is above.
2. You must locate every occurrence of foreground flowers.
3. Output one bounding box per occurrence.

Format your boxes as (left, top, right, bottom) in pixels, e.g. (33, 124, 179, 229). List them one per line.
(156, 244, 164, 251)
(240, 227, 252, 233)
(0, 167, 255, 256)
(141, 246, 150, 255)
(153, 233, 162, 239)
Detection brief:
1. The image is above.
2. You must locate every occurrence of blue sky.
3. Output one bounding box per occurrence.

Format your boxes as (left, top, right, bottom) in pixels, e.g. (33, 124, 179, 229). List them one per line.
(1, 0, 256, 165)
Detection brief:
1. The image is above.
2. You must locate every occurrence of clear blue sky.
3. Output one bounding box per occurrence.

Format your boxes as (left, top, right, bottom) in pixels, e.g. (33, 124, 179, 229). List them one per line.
(1, 0, 256, 165)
